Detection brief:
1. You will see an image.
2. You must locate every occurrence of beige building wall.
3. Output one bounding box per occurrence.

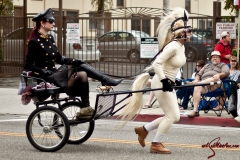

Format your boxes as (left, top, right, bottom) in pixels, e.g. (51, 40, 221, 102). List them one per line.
(11, 0, 236, 37)
(13, 0, 234, 16)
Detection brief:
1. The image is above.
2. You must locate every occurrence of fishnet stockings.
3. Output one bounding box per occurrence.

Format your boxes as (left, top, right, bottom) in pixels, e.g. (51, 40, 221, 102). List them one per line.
(67, 66, 90, 107)
(68, 71, 88, 89)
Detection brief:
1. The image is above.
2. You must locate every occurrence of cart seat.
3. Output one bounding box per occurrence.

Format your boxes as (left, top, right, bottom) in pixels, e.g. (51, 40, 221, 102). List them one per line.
(32, 87, 62, 97)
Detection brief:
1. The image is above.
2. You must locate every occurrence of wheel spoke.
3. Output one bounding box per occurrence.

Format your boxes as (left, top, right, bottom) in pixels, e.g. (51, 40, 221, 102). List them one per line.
(61, 101, 95, 144)
(26, 106, 70, 152)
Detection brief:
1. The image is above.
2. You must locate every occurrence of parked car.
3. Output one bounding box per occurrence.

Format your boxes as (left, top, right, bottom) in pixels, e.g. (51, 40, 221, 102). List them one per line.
(1, 28, 100, 62)
(98, 30, 150, 63)
(193, 28, 213, 39)
(184, 33, 213, 62)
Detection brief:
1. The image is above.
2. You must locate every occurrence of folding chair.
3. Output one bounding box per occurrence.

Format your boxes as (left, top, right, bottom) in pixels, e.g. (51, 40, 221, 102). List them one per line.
(198, 79, 231, 116)
(177, 78, 194, 108)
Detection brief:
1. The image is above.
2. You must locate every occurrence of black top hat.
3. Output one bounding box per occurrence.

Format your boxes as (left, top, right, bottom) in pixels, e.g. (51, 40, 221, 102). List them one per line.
(32, 8, 54, 22)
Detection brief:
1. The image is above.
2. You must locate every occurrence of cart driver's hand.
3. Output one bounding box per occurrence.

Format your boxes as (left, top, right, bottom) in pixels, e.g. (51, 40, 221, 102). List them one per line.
(72, 59, 84, 67)
(41, 69, 53, 77)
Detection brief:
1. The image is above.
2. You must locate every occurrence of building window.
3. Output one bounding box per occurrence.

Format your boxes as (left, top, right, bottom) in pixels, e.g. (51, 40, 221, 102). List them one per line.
(89, 12, 97, 31)
(199, 19, 212, 29)
(117, 0, 124, 7)
(66, 11, 78, 23)
(207, 20, 212, 29)
(52, 9, 79, 23)
(199, 20, 205, 29)
(185, 0, 191, 13)
(131, 19, 150, 35)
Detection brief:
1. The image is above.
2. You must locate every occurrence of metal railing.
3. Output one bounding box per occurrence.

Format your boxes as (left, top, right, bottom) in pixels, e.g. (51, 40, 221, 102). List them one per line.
(0, 14, 236, 79)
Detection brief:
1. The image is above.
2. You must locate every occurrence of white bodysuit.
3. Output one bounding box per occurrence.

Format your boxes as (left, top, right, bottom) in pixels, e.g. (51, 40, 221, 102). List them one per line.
(148, 40, 186, 134)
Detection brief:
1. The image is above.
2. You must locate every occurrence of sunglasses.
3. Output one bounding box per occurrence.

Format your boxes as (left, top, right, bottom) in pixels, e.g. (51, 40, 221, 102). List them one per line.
(231, 60, 237, 62)
(45, 19, 55, 24)
(184, 29, 192, 33)
(187, 29, 192, 33)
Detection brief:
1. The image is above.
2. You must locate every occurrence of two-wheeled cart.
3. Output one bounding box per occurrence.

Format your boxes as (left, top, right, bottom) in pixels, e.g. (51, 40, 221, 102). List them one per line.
(21, 73, 225, 152)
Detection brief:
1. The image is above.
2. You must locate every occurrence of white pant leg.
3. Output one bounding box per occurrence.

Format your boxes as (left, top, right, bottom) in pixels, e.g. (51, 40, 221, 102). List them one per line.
(151, 75, 180, 134)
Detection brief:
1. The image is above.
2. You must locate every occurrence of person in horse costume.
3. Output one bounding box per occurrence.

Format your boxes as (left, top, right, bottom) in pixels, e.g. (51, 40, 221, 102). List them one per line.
(119, 7, 192, 154)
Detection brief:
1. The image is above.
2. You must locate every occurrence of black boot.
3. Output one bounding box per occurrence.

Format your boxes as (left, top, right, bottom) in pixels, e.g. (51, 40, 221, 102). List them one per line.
(76, 82, 94, 119)
(77, 82, 90, 107)
(78, 64, 123, 86)
(101, 77, 124, 86)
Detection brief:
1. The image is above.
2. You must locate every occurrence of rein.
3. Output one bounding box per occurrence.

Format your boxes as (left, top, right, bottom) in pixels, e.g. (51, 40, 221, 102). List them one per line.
(62, 40, 177, 79)
(92, 40, 177, 78)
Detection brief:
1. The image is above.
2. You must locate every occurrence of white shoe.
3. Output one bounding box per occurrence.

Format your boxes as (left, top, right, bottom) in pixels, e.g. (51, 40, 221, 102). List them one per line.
(234, 116, 240, 123)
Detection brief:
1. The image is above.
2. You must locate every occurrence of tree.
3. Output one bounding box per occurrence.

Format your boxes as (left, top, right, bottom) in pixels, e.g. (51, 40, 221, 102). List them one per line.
(0, 0, 14, 15)
(91, 0, 113, 11)
(163, 0, 169, 15)
(91, 0, 113, 37)
(223, 0, 239, 15)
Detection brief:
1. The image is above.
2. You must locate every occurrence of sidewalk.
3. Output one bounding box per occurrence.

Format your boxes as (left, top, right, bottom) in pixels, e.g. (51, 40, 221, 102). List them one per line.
(0, 77, 239, 127)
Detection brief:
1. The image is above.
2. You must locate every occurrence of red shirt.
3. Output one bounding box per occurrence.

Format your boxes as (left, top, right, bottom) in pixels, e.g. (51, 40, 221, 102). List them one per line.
(214, 40, 231, 64)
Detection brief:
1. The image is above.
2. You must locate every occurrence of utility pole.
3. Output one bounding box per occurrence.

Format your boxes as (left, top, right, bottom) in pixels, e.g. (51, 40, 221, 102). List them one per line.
(213, 1, 221, 45)
(58, 0, 63, 54)
(163, 0, 169, 15)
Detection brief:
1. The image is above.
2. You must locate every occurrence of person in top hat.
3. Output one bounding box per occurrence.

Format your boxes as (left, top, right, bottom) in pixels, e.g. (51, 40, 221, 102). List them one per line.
(25, 8, 123, 119)
(214, 31, 232, 64)
(188, 51, 230, 118)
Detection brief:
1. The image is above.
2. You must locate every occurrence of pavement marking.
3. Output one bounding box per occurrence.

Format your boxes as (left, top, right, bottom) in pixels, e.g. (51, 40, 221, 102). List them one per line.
(0, 131, 240, 151)
(0, 119, 27, 122)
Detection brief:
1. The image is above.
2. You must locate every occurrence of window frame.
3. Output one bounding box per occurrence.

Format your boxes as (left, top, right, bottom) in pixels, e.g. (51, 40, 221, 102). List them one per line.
(131, 18, 151, 35)
(117, 0, 124, 7)
(89, 11, 97, 31)
(185, 0, 191, 13)
(52, 9, 79, 23)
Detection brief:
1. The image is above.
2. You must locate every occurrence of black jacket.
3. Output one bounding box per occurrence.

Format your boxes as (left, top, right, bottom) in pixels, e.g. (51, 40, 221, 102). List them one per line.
(25, 32, 73, 77)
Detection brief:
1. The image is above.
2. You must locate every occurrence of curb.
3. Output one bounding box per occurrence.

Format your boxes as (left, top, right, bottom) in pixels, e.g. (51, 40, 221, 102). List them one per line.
(116, 114, 240, 127)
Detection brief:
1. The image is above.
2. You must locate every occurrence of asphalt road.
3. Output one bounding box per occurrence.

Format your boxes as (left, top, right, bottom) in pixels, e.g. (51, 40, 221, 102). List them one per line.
(0, 115, 240, 160)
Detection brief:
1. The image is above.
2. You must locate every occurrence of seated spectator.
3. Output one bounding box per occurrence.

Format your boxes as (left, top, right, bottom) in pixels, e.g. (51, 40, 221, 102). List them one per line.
(188, 51, 230, 118)
(178, 60, 206, 110)
(227, 56, 240, 122)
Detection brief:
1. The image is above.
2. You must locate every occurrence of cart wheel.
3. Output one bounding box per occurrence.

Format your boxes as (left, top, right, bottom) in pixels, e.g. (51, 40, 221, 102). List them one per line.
(26, 106, 70, 152)
(61, 101, 95, 144)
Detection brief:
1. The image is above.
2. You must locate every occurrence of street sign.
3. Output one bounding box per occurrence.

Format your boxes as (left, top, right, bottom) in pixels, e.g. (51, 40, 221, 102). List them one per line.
(66, 23, 80, 43)
(140, 37, 159, 58)
(216, 22, 236, 39)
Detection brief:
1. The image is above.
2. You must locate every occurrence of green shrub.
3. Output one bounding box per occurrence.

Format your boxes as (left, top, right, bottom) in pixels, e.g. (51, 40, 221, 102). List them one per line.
(232, 48, 239, 57)
(232, 48, 240, 62)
